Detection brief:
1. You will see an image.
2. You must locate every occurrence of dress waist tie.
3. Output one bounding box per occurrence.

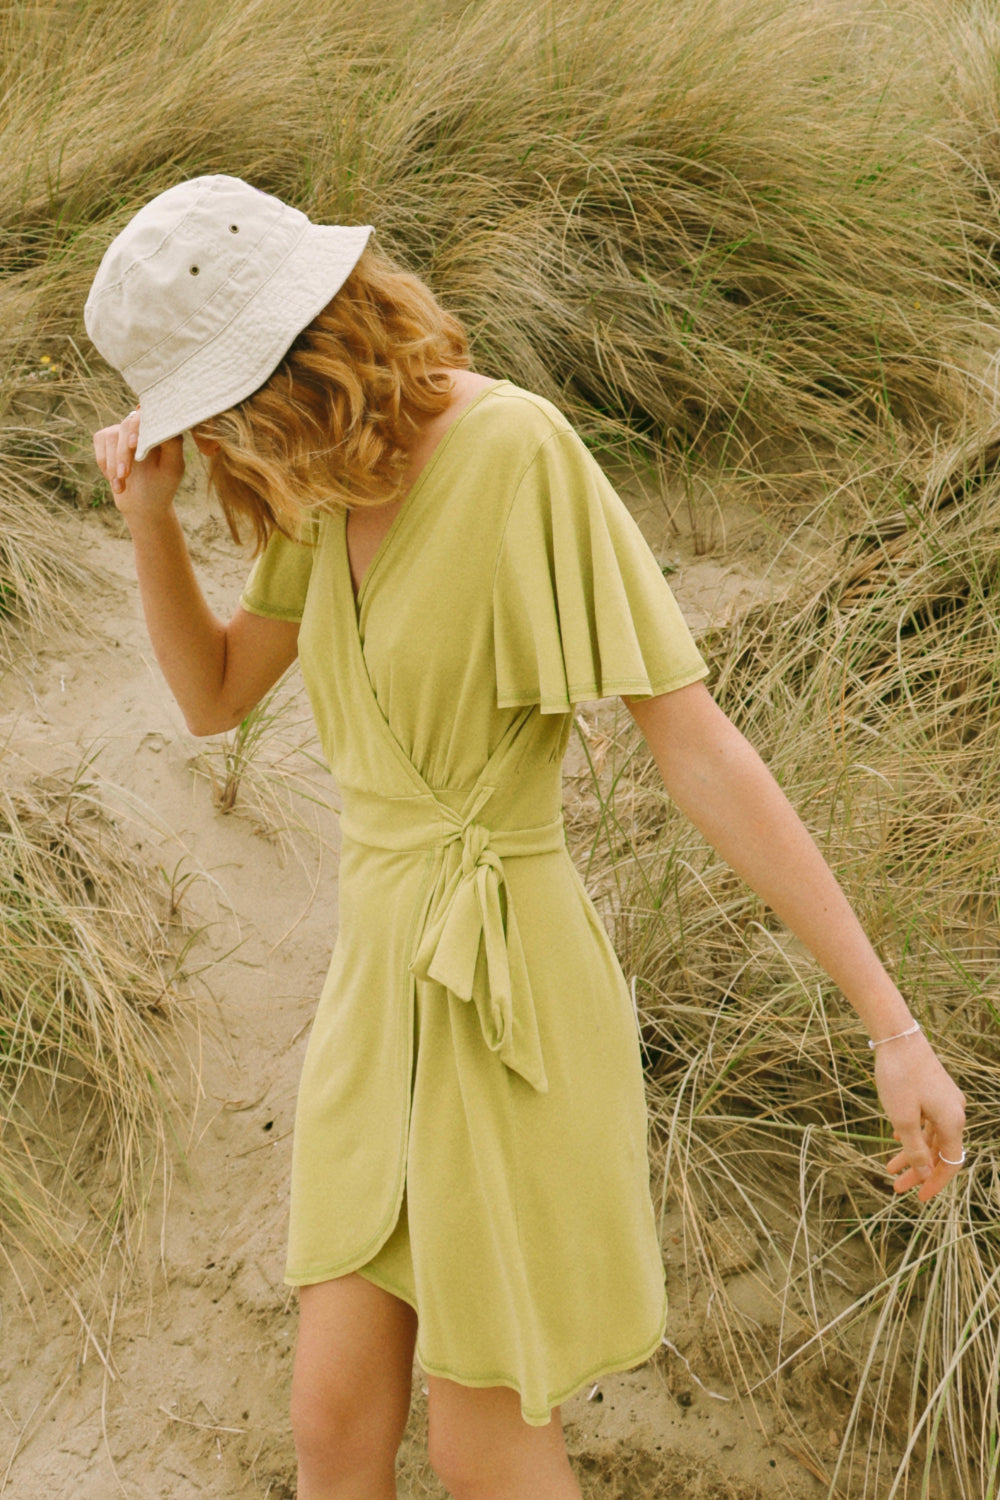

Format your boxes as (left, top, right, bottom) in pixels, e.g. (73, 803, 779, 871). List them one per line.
(340, 788, 566, 1094)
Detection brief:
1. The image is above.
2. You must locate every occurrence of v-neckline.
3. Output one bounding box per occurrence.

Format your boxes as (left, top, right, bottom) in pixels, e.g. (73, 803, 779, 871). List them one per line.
(344, 379, 507, 619)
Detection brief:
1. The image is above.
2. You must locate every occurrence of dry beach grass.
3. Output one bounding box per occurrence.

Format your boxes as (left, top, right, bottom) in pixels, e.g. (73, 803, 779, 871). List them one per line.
(1, 0, 999, 1494)
(0, 759, 186, 1284)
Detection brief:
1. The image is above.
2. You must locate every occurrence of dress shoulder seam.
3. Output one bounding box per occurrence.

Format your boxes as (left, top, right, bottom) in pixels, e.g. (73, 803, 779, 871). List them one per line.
(487, 384, 574, 436)
(490, 428, 590, 593)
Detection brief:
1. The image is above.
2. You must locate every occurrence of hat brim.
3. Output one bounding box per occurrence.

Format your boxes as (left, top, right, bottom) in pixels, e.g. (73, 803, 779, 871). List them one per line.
(133, 222, 372, 461)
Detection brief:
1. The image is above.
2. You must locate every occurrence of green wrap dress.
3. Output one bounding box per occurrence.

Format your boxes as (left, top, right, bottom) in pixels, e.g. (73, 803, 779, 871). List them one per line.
(240, 381, 708, 1425)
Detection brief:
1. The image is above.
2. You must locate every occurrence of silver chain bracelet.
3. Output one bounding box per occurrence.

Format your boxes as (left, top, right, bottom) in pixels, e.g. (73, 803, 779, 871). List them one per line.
(868, 1020, 922, 1050)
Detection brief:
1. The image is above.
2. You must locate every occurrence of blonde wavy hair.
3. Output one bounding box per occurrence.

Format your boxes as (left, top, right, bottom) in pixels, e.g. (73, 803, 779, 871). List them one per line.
(196, 244, 470, 552)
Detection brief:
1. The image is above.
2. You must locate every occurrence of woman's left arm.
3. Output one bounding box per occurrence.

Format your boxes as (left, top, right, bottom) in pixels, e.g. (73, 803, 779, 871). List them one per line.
(625, 681, 966, 1203)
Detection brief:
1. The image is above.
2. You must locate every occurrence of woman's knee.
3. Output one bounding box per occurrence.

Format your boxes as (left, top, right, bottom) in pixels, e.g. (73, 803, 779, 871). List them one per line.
(427, 1379, 578, 1499)
(291, 1274, 417, 1479)
(428, 1427, 576, 1499)
(290, 1366, 403, 1477)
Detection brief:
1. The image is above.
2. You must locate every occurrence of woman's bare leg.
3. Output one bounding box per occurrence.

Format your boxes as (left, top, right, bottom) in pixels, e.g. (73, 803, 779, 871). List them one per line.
(291, 1273, 417, 1499)
(426, 1377, 582, 1500)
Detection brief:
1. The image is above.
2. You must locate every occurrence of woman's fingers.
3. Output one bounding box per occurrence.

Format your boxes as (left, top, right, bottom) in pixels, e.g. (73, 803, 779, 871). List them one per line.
(93, 428, 118, 487)
(886, 1147, 909, 1175)
(885, 1123, 967, 1201)
(92, 410, 144, 495)
(934, 1126, 967, 1171)
(893, 1118, 933, 1181)
(115, 409, 141, 487)
(874, 1042, 966, 1203)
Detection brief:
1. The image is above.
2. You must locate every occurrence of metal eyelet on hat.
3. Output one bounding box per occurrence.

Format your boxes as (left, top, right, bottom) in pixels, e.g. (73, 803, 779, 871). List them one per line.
(229, 224, 239, 233)
(190, 265, 200, 275)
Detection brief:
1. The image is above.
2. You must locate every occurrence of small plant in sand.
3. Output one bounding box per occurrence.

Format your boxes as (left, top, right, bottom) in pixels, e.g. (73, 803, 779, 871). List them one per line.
(192, 674, 330, 839)
(206, 690, 287, 815)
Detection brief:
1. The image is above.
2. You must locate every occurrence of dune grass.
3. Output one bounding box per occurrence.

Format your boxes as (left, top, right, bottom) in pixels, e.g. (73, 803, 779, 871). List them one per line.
(0, 0, 998, 1492)
(0, 0, 995, 487)
(0, 388, 95, 659)
(0, 759, 187, 1288)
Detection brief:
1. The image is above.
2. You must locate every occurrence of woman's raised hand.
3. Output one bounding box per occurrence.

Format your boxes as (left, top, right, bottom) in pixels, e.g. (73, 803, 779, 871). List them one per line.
(92, 409, 185, 518)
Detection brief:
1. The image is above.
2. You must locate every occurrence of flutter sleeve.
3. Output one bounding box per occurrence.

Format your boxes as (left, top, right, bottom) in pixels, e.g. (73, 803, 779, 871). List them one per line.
(239, 520, 317, 623)
(492, 429, 709, 713)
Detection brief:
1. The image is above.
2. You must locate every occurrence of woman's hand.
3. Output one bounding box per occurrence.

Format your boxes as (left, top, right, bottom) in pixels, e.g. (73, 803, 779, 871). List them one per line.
(876, 1034, 967, 1202)
(91, 406, 298, 735)
(92, 408, 185, 518)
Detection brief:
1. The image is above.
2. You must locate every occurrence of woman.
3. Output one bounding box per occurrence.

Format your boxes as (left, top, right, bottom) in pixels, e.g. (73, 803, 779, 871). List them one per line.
(88, 175, 966, 1500)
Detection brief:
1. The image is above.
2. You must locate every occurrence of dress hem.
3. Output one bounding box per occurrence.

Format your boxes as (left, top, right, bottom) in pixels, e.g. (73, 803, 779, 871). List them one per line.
(333, 1263, 668, 1429)
(496, 662, 709, 715)
(284, 1190, 405, 1288)
(239, 595, 306, 624)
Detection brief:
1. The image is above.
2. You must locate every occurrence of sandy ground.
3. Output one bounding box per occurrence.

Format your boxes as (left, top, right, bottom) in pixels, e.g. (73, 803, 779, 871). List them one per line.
(0, 453, 843, 1498)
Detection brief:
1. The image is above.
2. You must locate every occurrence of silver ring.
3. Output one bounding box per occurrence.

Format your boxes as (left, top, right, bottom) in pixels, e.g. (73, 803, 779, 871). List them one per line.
(939, 1149, 966, 1166)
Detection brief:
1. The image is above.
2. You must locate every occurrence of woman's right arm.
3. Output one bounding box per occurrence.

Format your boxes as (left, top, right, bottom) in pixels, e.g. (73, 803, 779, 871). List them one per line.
(93, 410, 299, 736)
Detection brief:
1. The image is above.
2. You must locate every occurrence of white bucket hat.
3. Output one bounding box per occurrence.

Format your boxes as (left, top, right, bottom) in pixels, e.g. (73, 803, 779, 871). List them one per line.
(84, 174, 373, 460)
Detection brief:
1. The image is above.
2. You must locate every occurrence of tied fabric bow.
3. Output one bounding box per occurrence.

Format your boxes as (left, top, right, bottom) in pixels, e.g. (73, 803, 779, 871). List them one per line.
(410, 821, 548, 1092)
